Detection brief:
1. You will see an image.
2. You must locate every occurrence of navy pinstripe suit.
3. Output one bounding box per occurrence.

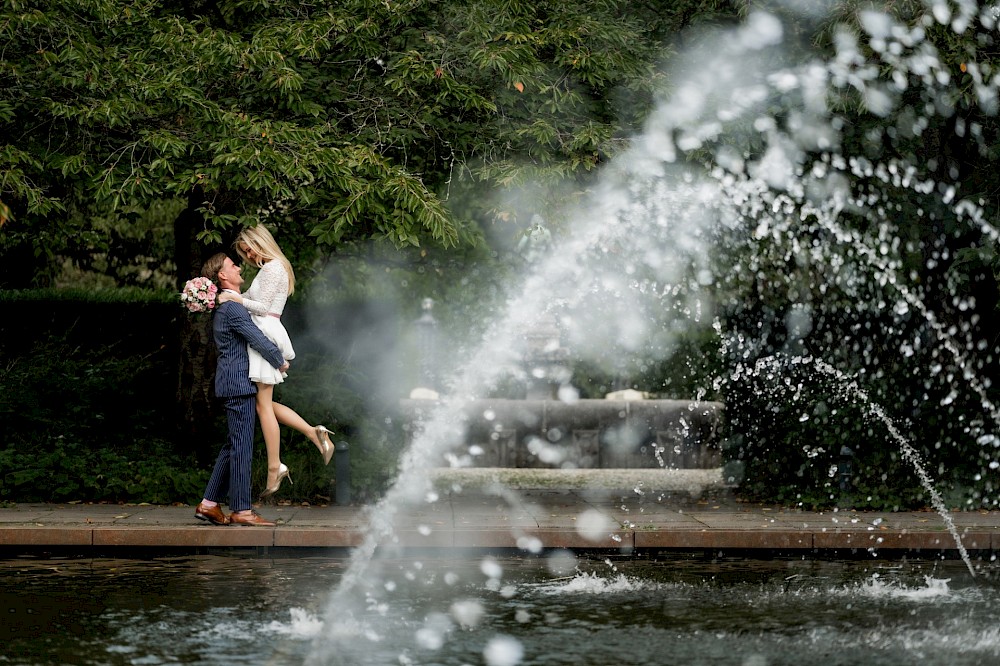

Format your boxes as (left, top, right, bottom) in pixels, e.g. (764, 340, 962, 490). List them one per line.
(203, 299, 286, 512)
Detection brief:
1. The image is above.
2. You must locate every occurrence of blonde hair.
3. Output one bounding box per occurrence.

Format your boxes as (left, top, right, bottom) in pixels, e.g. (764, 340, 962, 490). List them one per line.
(234, 225, 295, 296)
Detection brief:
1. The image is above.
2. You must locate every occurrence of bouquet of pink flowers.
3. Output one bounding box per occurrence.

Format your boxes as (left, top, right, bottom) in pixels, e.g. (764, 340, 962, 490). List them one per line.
(179, 276, 218, 314)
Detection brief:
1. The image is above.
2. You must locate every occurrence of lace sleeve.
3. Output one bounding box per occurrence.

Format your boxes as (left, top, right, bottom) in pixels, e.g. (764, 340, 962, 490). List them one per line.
(240, 294, 269, 317)
(242, 261, 289, 316)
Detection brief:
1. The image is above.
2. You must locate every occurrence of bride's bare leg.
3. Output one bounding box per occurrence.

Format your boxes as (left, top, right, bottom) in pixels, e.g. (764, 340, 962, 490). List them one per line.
(256, 384, 284, 485)
(273, 402, 323, 453)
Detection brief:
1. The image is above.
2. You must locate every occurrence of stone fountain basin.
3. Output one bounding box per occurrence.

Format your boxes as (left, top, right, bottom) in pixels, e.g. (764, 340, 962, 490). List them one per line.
(400, 398, 723, 469)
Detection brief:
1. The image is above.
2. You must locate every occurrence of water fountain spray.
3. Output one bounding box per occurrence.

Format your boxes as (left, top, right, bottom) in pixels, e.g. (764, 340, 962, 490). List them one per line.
(308, 4, 1000, 662)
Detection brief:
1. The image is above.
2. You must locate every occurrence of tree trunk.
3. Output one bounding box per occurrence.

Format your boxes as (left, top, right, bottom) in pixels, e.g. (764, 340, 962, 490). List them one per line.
(173, 190, 220, 464)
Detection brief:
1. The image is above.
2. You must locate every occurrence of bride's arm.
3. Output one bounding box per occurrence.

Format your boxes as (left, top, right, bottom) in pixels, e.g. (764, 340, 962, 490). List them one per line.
(237, 262, 286, 316)
(216, 290, 267, 316)
(239, 294, 269, 316)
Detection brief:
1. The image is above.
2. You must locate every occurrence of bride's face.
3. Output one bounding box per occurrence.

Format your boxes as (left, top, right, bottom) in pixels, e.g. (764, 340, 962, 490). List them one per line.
(240, 243, 259, 263)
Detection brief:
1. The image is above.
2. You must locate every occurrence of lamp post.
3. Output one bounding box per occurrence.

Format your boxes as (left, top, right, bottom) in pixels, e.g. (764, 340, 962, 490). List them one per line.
(413, 297, 439, 398)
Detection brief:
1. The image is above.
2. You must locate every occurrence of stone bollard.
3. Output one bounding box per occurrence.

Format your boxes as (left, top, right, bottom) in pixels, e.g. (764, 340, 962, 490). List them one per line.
(335, 440, 351, 505)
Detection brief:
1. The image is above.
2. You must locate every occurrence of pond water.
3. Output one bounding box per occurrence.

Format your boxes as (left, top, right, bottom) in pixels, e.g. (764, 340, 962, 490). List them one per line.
(2, 554, 997, 665)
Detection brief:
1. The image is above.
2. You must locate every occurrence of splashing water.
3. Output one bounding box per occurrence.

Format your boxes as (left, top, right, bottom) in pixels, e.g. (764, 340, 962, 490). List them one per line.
(813, 357, 975, 577)
(307, 5, 1000, 662)
(714, 168, 1000, 422)
(850, 574, 954, 601)
(735, 353, 976, 577)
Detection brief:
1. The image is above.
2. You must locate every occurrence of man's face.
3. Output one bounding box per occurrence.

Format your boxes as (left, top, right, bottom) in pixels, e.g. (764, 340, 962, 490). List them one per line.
(218, 257, 243, 289)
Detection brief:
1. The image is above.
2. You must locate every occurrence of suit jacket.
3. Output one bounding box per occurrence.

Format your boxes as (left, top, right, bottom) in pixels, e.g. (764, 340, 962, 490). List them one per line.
(213, 300, 286, 398)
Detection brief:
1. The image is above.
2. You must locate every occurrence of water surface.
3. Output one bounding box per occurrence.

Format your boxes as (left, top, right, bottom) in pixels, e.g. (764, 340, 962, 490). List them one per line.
(1, 555, 996, 665)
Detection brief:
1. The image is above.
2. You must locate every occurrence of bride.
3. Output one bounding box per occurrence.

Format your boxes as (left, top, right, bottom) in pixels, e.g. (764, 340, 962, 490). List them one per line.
(218, 225, 334, 496)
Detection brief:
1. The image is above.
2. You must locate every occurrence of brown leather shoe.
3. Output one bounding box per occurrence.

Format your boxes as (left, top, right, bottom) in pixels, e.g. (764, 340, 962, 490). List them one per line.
(230, 511, 275, 527)
(195, 502, 229, 526)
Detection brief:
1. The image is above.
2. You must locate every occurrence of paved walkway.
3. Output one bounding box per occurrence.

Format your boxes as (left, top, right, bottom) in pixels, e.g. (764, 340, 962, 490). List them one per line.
(1, 487, 998, 555)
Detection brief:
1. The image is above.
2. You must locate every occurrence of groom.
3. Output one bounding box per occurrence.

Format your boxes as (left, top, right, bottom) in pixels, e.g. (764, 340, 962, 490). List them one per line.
(194, 253, 289, 527)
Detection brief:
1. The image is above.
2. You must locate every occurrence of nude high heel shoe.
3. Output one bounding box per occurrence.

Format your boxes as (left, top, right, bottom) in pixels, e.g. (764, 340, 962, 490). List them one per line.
(315, 425, 335, 466)
(261, 463, 292, 498)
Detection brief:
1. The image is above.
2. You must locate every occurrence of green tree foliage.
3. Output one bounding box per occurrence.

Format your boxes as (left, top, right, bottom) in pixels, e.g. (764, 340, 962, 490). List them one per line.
(0, 0, 693, 288)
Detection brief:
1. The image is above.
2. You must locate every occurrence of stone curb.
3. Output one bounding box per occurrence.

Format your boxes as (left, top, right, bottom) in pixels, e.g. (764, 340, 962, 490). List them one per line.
(1, 495, 997, 555)
(0, 525, 995, 553)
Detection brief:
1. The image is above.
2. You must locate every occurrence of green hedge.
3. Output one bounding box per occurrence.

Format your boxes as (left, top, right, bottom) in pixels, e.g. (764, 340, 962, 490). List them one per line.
(0, 289, 198, 502)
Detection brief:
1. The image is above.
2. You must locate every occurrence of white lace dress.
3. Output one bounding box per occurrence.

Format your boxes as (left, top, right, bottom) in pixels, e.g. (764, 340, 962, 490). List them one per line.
(241, 260, 295, 385)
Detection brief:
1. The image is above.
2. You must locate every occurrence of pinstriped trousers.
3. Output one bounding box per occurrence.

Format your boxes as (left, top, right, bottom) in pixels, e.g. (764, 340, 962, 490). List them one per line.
(203, 395, 256, 513)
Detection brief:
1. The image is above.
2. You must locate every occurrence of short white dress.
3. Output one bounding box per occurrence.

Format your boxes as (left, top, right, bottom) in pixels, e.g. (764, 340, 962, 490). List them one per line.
(241, 260, 295, 385)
